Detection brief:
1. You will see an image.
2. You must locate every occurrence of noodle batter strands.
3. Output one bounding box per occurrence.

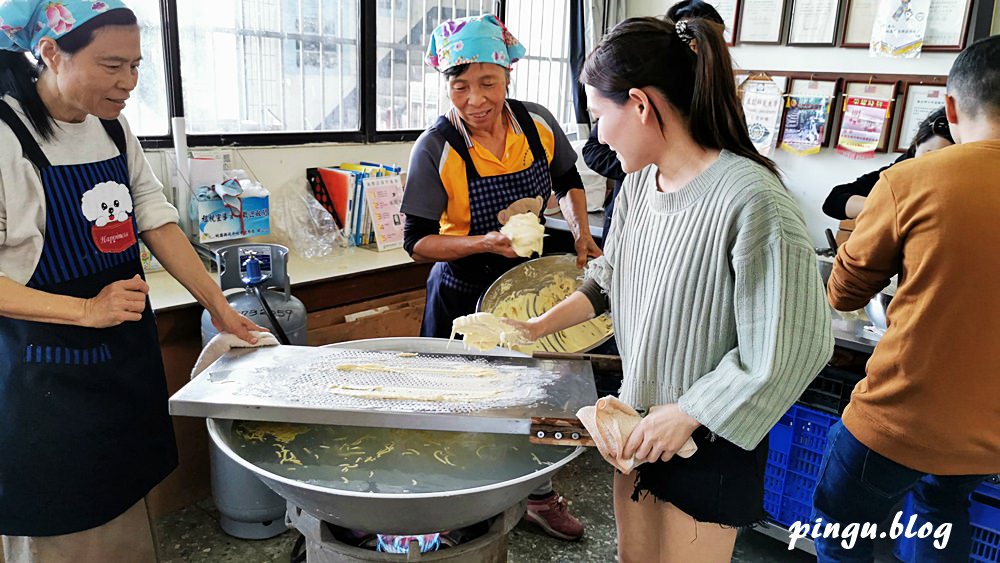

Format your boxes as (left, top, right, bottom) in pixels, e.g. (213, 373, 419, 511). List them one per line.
(328, 383, 501, 402)
(333, 362, 498, 378)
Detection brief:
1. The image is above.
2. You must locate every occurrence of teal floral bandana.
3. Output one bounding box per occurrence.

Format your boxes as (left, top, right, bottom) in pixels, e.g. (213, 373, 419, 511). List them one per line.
(425, 14, 526, 72)
(1, 1, 131, 55)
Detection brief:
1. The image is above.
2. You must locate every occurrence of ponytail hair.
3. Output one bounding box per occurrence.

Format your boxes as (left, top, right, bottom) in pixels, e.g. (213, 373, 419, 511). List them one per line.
(0, 8, 138, 140)
(666, 0, 725, 25)
(0, 51, 52, 138)
(581, 16, 778, 177)
(685, 18, 776, 174)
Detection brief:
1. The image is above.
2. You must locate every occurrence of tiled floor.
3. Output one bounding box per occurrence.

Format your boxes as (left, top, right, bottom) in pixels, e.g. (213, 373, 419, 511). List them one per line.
(156, 449, 892, 562)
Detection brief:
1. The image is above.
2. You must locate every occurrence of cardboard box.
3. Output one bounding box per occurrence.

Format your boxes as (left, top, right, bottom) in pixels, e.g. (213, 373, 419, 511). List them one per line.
(835, 219, 855, 248)
(193, 196, 270, 243)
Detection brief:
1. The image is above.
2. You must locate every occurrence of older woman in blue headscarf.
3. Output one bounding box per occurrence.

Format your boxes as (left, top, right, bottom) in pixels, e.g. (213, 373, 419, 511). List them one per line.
(0, 3, 262, 561)
(400, 15, 598, 541)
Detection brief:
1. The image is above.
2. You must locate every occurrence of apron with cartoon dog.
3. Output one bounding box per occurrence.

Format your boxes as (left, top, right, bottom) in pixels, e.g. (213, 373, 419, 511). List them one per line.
(421, 99, 554, 338)
(0, 101, 177, 536)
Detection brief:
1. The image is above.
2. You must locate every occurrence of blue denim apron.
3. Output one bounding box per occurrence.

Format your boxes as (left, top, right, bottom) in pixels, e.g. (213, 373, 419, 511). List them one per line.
(421, 99, 554, 338)
(0, 101, 177, 536)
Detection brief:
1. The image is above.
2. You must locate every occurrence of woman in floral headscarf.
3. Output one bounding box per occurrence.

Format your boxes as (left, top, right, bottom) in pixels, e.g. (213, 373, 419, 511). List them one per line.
(0, 2, 262, 561)
(400, 14, 599, 541)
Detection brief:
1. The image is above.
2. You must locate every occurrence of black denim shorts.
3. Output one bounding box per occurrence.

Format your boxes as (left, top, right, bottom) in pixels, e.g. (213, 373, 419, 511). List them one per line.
(628, 426, 769, 527)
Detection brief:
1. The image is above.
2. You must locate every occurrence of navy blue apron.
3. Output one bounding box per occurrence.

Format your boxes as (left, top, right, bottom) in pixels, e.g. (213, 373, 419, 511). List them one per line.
(0, 101, 177, 536)
(421, 99, 554, 338)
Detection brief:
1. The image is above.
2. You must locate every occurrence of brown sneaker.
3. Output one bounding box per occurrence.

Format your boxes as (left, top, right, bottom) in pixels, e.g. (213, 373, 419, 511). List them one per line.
(524, 493, 584, 541)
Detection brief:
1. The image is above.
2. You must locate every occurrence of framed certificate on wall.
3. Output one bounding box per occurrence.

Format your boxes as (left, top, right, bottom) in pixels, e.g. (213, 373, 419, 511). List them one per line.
(922, 0, 973, 50)
(736, 73, 789, 97)
(737, 0, 787, 44)
(840, 0, 878, 47)
(784, 77, 840, 146)
(787, 0, 842, 46)
(894, 82, 947, 152)
(840, 81, 898, 153)
(701, 0, 742, 45)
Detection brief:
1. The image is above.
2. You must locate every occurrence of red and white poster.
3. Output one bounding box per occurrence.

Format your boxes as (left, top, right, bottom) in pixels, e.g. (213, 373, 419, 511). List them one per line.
(837, 97, 891, 159)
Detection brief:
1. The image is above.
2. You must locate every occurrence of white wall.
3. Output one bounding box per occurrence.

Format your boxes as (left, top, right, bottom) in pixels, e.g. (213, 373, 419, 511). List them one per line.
(621, 0, 972, 246)
(147, 142, 414, 200)
(141, 0, 995, 247)
(731, 45, 955, 245)
(141, 142, 415, 244)
(630, 0, 1000, 26)
(143, 141, 415, 218)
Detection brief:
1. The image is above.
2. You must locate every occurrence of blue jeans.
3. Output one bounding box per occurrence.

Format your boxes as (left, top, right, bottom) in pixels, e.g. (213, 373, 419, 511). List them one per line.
(812, 421, 986, 562)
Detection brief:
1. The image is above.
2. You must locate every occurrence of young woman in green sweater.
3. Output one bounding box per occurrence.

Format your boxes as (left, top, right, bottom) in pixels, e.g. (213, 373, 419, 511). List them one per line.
(510, 16, 833, 562)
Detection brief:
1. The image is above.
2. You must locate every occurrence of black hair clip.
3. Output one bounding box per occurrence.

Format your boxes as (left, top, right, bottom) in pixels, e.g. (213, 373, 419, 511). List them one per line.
(931, 115, 950, 137)
(675, 20, 694, 44)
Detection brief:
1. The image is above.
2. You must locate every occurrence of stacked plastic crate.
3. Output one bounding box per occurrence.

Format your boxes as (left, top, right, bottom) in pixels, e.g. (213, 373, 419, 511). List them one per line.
(969, 481, 1000, 563)
(893, 477, 1000, 562)
(764, 404, 839, 527)
(764, 400, 1000, 560)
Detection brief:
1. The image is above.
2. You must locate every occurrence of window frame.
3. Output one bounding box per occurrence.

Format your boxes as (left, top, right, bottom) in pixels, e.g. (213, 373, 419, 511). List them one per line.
(139, 0, 507, 148)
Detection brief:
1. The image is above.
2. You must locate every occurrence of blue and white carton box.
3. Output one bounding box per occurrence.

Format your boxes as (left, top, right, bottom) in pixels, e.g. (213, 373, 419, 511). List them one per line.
(193, 195, 270, 243)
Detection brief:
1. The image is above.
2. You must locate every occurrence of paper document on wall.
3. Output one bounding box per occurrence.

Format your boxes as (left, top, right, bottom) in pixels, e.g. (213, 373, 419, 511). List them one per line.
(364, 176, 405, 251)
(742, 88, 785, 157)
(870, 0, 930, 58)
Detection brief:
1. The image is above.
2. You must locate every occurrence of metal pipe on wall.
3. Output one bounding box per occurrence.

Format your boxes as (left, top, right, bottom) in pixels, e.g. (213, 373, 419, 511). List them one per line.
(171, 116, 192, 237)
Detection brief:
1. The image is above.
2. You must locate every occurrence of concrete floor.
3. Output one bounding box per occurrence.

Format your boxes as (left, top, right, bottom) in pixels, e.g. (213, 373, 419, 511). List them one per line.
(155, 449, 891, 562)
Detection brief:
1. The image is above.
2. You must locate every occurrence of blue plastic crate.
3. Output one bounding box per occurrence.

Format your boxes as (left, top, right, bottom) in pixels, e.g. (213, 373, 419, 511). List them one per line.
(778, 496, 813, 528)
(788, 446, 826, 481)
(895, 490, 1000, 562)
(764, 489, 782, 524)
(792, 406, 838, 454)
(764, 405, 838, 528)
(770, 410, 794, 456)
(764, 410, 795, 523)
(977, 477, 1000, 504)
(764, 464, 786, 495)
(783, 472, 819, 505)
(970, 498, 1000, 563)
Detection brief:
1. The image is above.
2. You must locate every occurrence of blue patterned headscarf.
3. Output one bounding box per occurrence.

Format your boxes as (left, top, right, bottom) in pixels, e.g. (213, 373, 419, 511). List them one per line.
(0, 1, 132, 56)
(425, 14, 526, 72)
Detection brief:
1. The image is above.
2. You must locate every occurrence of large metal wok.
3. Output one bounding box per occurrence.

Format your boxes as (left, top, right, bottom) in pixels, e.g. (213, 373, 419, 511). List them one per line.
(478, 254, 613, 353)
(205, 337, 586, 534)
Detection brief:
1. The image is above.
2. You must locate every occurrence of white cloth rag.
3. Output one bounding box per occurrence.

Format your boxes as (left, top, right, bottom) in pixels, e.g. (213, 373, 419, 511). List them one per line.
(576, 396, 698, 473)
(191, 331, 279, 378)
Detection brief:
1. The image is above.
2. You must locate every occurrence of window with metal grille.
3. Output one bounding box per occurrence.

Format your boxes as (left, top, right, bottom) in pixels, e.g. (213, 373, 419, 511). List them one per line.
(124, 0, 580, 145)
(174, 0, 361, 134)
(374, 0, 497, 131)
(373, 0, 574, 134)
(119, 0, 170, 137)
(505, 0, 575, 135)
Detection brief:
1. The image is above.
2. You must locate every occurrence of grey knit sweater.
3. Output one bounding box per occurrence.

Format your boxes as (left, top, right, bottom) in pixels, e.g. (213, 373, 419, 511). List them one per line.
(585, 151, 833, 450)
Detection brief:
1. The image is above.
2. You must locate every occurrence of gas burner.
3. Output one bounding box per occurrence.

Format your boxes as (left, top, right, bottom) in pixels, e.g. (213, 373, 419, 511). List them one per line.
(288, 502, 523, 562)
(373, 533, 445, 554)
(330, 517, 491, 554)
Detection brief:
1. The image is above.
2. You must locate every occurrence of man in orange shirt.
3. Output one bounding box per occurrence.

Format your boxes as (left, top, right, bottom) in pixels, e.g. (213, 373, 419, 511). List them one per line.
(813, 36, 1000, 562)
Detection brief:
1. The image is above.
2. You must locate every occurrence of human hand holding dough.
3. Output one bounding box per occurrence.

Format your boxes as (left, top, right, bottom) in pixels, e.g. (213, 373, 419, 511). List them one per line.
(451, 312, 533, 351)
(500, 212, 545, 258)
(576, 396, 697, 473)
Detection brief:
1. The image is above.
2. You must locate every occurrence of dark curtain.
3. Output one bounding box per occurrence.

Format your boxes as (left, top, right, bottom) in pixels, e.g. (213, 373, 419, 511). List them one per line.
(569, 0, 590, 127)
